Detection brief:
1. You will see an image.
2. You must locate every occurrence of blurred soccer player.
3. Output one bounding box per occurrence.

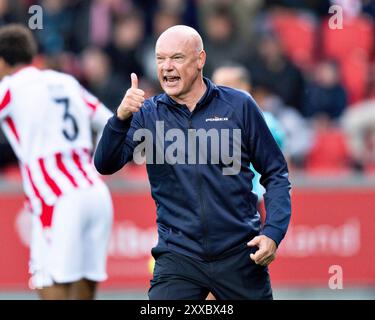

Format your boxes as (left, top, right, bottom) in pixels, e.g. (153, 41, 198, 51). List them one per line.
(0, 24, 113, 300)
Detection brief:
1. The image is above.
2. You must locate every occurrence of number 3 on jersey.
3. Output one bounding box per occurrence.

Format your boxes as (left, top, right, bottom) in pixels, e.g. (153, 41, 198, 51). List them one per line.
(54, 98, 79, 141)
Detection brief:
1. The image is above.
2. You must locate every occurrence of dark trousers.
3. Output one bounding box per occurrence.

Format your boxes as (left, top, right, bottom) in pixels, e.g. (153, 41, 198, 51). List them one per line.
(148, 245, 273, 300)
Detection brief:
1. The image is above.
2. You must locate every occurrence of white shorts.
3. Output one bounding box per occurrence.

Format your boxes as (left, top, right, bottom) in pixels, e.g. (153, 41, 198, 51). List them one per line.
(29, 182, 113, 289)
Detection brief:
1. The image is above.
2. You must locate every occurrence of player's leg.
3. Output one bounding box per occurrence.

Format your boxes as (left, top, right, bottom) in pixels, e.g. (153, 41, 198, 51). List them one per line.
(36, 283, 70, 300)
(69, 279, 97, 300)
(79, 182, 113, 299)
(44, 190, 88, 298)
(210, 245, 273, 300)
(148, 251, 210, 300)
(29, 214, 72, 300)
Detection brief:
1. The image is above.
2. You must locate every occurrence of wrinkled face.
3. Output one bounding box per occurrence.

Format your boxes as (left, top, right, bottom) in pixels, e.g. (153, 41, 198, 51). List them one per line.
(155, 35, 205, 100)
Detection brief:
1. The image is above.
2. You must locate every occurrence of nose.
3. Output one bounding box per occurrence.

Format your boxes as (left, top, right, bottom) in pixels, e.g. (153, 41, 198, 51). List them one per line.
(163, 58, 173, 71)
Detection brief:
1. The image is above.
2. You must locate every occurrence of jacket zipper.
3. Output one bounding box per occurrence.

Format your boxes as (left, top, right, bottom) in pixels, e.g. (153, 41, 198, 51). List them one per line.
(189, 113, 211, 261)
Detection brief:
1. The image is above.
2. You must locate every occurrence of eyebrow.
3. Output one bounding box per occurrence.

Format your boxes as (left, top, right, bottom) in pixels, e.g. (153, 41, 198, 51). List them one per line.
(156, 53, 185, 58)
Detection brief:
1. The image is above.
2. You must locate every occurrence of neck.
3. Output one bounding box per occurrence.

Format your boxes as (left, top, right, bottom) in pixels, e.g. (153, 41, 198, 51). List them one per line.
(172, 76, 207, 112)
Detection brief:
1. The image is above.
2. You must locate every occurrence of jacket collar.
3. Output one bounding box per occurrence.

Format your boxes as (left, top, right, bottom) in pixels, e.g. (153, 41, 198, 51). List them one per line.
(156, 77, 218, 110)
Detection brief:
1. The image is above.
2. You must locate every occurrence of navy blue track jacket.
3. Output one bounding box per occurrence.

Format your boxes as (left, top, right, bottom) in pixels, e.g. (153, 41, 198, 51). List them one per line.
(94, 78, 291, 261)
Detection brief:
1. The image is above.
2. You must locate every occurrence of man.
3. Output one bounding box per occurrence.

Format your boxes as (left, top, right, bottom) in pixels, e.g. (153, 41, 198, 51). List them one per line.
(95, 25, 291, 299)
(0, 24, 113, 300)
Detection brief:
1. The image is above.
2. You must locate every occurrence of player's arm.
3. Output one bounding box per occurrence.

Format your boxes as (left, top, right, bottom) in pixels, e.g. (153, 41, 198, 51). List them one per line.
(244, 95, 291, 266)
(94, 73, 145, 175)
(90, 103, 113, 151)
(79, 84, 113, 151)
(0, 82, 11, 121)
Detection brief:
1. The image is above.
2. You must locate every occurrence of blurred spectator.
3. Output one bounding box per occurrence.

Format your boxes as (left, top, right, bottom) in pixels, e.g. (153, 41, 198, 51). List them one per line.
(0, 0, 15, 26)
(152, 9, 181, 38)
(211, 64, 252, 91)
(247, 32, 305, 112)
(0, 0, 26, 26)
(34, 0, 74, 55)
(105, 11, 145, 87)
(158, 0, 198, 28)
(341, 99, 375, 173)
(40, 51, 81, 77)
(306, 114, 352, 175)
(86, 0, 132, 49)
(253, 85, 313, 168)
(302, 60, 347, 120)
(199, 0, 263, 50)
(362, 0, 375, 19)
(201, 6, 248, 77)
(80, 46, 125, 112)
(137, 0, 198, 37)
(262, 0, 331, 16)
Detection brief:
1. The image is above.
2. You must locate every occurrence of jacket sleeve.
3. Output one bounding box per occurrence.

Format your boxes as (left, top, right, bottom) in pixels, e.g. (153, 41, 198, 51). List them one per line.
(244, 95, 292, 246)
(94, 111, 144, 175)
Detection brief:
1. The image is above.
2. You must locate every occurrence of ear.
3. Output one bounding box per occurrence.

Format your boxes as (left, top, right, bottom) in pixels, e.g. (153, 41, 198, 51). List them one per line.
(197, 50, 206, 71)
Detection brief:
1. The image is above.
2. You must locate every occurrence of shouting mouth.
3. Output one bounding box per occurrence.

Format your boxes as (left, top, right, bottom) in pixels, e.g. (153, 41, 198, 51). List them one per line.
(163, 76, 180, 86)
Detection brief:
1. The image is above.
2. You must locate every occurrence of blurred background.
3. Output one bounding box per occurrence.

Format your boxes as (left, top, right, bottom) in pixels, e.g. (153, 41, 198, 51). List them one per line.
(1, 0, 375, 299)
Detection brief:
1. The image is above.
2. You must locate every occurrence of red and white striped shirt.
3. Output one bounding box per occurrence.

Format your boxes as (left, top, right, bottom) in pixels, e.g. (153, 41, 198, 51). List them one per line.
(0, 66, 113, 225)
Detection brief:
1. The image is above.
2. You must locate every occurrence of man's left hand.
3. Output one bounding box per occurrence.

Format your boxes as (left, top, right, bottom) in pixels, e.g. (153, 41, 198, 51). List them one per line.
(247, 235, 277, 266)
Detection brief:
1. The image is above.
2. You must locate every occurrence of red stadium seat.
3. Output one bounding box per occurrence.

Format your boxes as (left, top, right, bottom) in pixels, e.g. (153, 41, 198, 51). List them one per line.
(270, 11, 318, 70)
(341, 53, 369, 104)
(321, 15, 374, 62)
(306, 126, 352, 176)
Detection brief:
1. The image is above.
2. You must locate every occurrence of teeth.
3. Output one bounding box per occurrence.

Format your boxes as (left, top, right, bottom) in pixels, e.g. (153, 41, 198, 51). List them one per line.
(164, 76, 179, 81)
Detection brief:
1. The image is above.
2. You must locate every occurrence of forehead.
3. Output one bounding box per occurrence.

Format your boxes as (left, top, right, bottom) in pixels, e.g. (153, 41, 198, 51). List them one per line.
(155, 35, 195, 56)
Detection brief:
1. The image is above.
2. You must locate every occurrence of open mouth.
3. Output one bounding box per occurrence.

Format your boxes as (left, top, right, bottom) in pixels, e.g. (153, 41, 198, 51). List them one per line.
(163, 76, 180, 84)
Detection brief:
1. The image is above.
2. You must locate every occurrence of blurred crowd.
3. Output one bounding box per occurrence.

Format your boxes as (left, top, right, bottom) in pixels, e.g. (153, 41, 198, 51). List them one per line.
(1, 0, 375, 177)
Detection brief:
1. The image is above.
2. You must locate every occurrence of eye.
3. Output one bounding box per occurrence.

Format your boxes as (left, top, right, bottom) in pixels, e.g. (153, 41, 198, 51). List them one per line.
(173, 56, 184, 61)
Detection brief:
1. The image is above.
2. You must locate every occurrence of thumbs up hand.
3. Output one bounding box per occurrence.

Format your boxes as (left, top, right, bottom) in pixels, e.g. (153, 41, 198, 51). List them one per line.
(116, 73, 145, 120)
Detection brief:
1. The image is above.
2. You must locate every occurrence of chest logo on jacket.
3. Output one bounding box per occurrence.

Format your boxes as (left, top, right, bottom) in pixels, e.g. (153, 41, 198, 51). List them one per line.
(205, 116, 229, 122)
